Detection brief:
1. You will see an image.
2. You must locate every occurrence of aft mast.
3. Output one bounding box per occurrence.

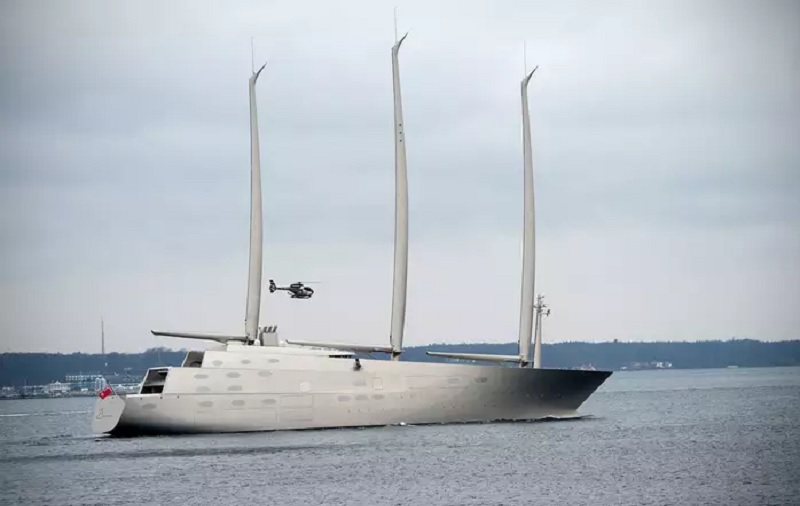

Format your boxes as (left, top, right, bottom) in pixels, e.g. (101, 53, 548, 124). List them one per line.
(389, 17, 409, 361)
(517, 63, 538, 366)
(245, 56, 267, 344)
(151, 51, 266, 346)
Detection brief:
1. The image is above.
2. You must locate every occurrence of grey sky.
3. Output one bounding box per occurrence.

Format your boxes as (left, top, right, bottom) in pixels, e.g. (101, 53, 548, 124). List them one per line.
(1, 0, 798, 353)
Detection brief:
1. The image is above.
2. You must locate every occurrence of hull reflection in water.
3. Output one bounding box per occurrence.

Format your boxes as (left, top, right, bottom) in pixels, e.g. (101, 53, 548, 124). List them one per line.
(93, 349, 610, 436)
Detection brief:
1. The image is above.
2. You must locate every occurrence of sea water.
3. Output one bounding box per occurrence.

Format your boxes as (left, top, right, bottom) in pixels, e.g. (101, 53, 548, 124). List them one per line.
(1, 367, 798, 505)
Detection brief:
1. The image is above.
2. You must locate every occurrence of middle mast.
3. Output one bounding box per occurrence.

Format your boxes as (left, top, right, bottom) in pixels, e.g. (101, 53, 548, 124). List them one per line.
(517, 65, 538, 366)
(389, 31, 410, 361)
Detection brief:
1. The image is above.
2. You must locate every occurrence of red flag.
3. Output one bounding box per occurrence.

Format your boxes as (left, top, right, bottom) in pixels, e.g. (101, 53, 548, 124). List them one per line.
(98, 385, 113, 399)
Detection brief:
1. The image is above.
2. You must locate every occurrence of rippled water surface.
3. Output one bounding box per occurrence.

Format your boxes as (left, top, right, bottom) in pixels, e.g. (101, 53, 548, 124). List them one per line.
(2, 367, 799, 505)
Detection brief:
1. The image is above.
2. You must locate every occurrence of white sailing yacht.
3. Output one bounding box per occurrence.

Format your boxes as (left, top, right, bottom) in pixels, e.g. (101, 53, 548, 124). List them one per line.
(92, 39, 610, 436)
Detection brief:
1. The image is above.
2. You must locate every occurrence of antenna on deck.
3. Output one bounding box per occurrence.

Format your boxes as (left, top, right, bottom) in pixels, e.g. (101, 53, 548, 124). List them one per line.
(250, 38, 267, 79)
(533, 294, 550, 369)
(101, 317, 108, 370)
(523, 41, 527, 75)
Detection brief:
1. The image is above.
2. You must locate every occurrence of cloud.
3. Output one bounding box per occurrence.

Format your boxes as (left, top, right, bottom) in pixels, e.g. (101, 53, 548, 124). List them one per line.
(1, 0, 798, 352)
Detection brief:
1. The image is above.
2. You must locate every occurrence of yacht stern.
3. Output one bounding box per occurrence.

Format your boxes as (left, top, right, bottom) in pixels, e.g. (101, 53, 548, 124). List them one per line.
(92, 395, 125, 434)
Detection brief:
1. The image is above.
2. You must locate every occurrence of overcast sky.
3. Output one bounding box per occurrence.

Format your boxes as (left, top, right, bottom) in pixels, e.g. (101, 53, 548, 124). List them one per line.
(1, 0, 798, 353)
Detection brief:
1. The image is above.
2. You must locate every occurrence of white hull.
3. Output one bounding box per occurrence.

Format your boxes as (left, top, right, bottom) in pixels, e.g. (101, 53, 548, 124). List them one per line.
(93, 351, 609, 435)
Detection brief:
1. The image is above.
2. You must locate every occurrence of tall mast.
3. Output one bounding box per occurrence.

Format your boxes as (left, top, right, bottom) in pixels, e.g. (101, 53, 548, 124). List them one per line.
(244, 60, 267, 344)
(424, 61, 544, 367)
(389, 26, 409, 361)
(283, 27, 412, 357)
(149, 54, 268, 346)
(101, 317, 105, 356)
(517, 64, 538, 366)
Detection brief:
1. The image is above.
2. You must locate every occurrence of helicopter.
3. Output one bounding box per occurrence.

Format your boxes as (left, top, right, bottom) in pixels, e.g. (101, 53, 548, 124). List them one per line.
(268, 279, 316, 299)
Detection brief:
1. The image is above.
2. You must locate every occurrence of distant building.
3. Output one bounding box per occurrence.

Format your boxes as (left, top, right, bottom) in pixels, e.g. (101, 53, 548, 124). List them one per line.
(65, 373, 104, 391)
(622, 361, 674, 371)
(43, 381, 71, 396)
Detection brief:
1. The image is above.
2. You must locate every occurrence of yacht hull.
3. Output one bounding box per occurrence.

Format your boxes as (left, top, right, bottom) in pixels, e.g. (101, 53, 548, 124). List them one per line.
(93, 359, 610, 436)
